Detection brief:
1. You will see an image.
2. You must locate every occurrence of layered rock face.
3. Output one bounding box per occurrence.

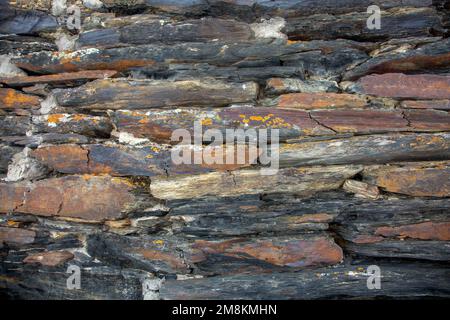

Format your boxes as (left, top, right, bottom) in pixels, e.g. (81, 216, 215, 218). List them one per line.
(1, 0, 450, 300)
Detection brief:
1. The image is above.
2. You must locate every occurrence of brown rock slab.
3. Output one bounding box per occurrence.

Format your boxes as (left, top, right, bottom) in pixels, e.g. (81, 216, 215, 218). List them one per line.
(310, 109, 409, 134)
(404, 110, 450, 132)
(190, 235, 343, 271)
(0, 226, 36, 245)
(23, 250, 74, 267)
(363, 162, 450, 197)
(375, 222, 450, 241)
(30, 144, 259, 177)
(0, 175, 153, 221)
(354, 73, 450, 99)
(400, 100, 450, 111)
(272, 93, 367, 110)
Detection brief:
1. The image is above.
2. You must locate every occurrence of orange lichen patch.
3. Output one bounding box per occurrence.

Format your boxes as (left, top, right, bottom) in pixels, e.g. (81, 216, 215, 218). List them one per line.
(135, 248, 187, 270)
(375, 222, 450, 241)
(47, 114, 65, 124)
(23, 251, 74, 267)
(277, 93, 367, 110)
(249, 116, 263, 121)
(0, 88, 40, 109)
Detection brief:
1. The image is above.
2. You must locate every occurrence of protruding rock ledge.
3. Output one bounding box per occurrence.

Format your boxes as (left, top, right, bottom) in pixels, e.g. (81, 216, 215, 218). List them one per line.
(77, 17, 255, 48)
(53, 79, 258, 109)
(278, 133, 450, 167)
(160, 261, 450, 299)
(0, 70, 118, 88)
(363, 162, 450, 197)
(0, 175, 153, 221)
(87, 232, 343, 275)
(151, 165, 363, 200)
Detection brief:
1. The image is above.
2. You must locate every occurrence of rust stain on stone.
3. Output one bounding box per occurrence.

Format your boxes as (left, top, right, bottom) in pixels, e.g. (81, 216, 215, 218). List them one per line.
(375, 222, 450, 241)
(192, 237, 343, 268)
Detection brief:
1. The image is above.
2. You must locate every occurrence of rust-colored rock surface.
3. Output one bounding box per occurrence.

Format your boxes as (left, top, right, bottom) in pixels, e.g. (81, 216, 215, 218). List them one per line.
(355, 74, 450, 99)
(274, 93, 367, 109)
(0, 175, 153, 221)
(23, 251, 74, 267)
(363, 163, 450, 197)
(375, 222, 450, 241)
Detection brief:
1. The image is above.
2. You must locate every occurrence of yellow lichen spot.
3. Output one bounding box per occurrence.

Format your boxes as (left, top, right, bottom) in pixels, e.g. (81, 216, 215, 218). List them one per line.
(146, 154, 154, 159)
(47, 114, 64, 124)
(357, 267, 365, 272)
(153, 239, 165, 246)
(242, 119, 250, 124)
(201, 118, 213, 126)
(239, 114, 246, 118)
(151, 146, 160, 153)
